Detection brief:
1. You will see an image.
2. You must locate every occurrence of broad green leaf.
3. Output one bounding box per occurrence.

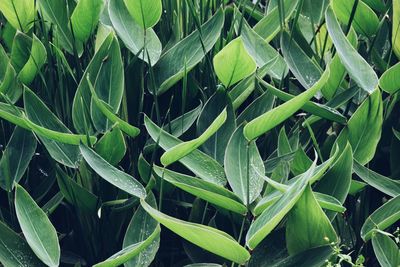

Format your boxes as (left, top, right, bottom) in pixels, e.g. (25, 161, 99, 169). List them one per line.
(80, 144, 146, 199)
(361, 195, 400, 241)
(0, 44, 20, 102)
(123, 0, 162, 29)
(371, 232, 400, 267)
(224, 124, 264, 205)
(379, 62, 400, 94)
(349, 179, 367, 195)
(95, 127, 126, 166)
(394, 0, 400, 59)
(15, 184, 60, 267)
(123, 193, 160, 267)
(229, 75, 256, 110)
(108, 0, 161, 65)
(353, 161, 400, 197)
(0, 220, 44, 267)
(197, 90, 235, 163)
(240, 22, 287, 79)
(286, 185, 338, 254)
(332, 0, 379, 37)
(56, 166, 98, 213)
(0, 0, 35, 32)
(213, 37, 256, 88)
(243, 68, 330, 141)
(37, 0, 82, 55)
(160, 109, 227, 166)
(246, 160, 317, 249)
(325, 5, 378, 94)
(237, 89, 275, 125)
(315, 143, 353, 218)
(71, 0, 105, 42)
(153, 8, 224, 95)
(88, 78, 140, 138)
(0, 126, 36, 191)
(257, 79, 346, 124)
(165, 103, 202, 138)
(253, 0, 298, 42)
(73, 33, 124, 134)
(144, 115, 226, 186)
(24, 87, 82, 168)
(335, 90, 383, 165)
(281, 31, 323, 91)
(93, 226, 160, 267)
(140, 200, 250, 264)
(0, 102, 29, 129)
(153, 165, 247, 214)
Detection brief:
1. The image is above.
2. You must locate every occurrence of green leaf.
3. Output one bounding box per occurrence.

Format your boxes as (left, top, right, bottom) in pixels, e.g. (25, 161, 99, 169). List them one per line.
(160, 109, 227, 166)
(243, 68, 330, 141)
(332, 0, 379, 37)
(71, 0, 105, 42)
(325, 5, 378, 94)
(361, 195, 400, 241)
(286, 185, 338, 255)
(15, 184, 60, 267)
(165, 102, 202, 138)
(24, 87, 82, 168)
(353, 161, 400, 197)
(0, 220, 44, 267)
(224, 124, 264, 205)
(72, 33, 124, 134)
(371, 232, 400, 267)
(152, 165, 247, 215)
(246, 160, 317, 249)
(240, 22, 288, 79)
(93, 226, 160, 267)
(0, 44, 20, 102)
(140, 199, 250, 264)
(0, 102, 29, 129)
(213, 37, 256, 88)
(379, 62, 400, 94)
(79, 144, 146, 199)
(0, 126, 36, 191)
(335, 90, 383, 165)
(123, 0, 162, 29)
(95, 127, 126, 166)
(229, 75, 256, 110)
(393, 0, 400, 59)
(153, 8, 224, 95)
(144, 115, 226, 186)
(253, 0, 298, 42)
(123, 193, 160, 267)
(0, 0, 35, 32)
(237, 89, 275, 125)
(108, 0, 161, 65)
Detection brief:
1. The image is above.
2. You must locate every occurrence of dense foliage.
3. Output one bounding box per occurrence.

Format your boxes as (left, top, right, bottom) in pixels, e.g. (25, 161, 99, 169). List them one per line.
(0, 0, 399, 266)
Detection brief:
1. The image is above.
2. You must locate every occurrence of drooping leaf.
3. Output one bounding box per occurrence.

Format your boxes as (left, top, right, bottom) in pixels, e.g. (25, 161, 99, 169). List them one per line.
(325, 5, 378, 94)
(79, 144, 146, 199)
(213, 37, 256, 88)
(140, 200, 250, 264)
(123, 0, 162, 29)
(15, 184, 60, 267)
(224, 124, 264, 205)
(71, 0, 105, 42)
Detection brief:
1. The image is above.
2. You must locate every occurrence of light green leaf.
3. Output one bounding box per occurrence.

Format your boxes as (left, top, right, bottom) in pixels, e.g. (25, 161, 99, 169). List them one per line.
(394, 0, 400, 59)
(325, 5, 378, 94)
(0, 220, 44, 267)
(213, 37, 256, 88)
(0, 0, 35, 32)
(95, 127, 126, 166)
(123, 0, 162, 29)
(153, 8, 224, 95)
(243, 68, 330, 141)
(361, 195, 400, 241)
(71, 0, 105, 42)
(160, 109, 227, 166)
(15, 184, 60, 267)
(224, 124, 264, 205)
(79, 144, 146, 199)
(153, 165, 247, 215)
(108, 0, 161, 65)
(144, 115, 226, 186)
(379, 62, 400, 94)
(140, 199, 250, 264)
(286, 185, 338, 254)
(372, 232, 400, 267)
(0, 126, 36, 192)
